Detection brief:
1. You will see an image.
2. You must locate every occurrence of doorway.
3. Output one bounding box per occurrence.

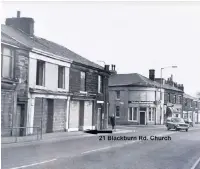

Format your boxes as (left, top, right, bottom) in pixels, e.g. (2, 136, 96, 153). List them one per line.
(46, 99, 54, 133)
(97, 108, 102, 130)
(15, 104, 25, 136)
(140, 111, 145, 125)
(79, 101, 84, 130)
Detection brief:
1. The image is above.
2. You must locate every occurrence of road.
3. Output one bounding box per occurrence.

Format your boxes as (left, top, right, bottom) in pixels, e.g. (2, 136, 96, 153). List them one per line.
(2, 127, 200, 169)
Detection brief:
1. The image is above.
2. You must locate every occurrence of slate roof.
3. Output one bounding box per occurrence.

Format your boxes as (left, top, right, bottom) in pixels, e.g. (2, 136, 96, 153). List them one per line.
(184, 93, 198, 100)
(109, 73, 183, 92)
(1, 24, 103, 70)
(1, 32, 28, 49)
(109, 73, 161, 88)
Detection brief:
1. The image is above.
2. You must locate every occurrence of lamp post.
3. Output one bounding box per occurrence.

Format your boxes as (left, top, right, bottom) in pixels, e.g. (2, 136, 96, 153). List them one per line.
(160, 66, 177, 124)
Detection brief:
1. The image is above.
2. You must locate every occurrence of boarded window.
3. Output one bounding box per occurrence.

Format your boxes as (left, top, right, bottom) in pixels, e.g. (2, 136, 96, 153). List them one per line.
(58, 66, 65, 89)
(36, 60, 45, 86)
(80, 71, 86, 91)
(1, 47, 14, 78)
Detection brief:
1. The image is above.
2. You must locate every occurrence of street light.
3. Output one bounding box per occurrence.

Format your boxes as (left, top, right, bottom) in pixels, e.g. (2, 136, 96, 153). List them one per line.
(160, 66, 178, 124)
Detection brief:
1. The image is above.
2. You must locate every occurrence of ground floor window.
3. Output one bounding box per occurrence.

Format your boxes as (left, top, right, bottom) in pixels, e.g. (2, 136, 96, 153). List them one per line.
(116, 106, 120, 118)
(129, 107, 137, 121)
(148, 108, 155, 122)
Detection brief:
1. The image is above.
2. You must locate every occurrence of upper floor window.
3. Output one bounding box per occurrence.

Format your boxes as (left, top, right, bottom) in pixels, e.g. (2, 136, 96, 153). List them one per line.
(168, 93, 171, 102)
(98, 75, 103, 93)
(116, 91, 120, 99)
(185, 99, 187, 106)
(174, 95, 177, 104)
(178, 95, 182, 104)
(1, 47, 14, 78)
(80, 71, 86, 91)
(58, 66, 65, 89)
(36, 60, 45, 86)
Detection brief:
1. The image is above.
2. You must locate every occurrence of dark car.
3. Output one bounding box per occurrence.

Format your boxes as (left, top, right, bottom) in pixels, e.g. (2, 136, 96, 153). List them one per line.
(184, 118, 193, 127)
(166, 117, 189, 132)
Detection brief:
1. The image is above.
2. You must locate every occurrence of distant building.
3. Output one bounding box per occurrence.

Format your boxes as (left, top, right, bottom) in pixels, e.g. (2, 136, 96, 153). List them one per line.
(183, 94, 200, 124)
(108, 69, 184, 125)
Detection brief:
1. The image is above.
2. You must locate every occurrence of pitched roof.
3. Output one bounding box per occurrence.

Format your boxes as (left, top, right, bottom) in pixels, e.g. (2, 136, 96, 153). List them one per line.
(109, 73, 161, 88)
(184, 93, 198, 100)
(1, 32, 28, 49)
(162, 83, 183, 92)
(1, 24, 103, 70)
(109, 73, 183, 92)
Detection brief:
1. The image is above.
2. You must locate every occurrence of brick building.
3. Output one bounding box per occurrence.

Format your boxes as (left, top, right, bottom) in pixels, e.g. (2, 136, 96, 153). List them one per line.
(2, 11, 110, 136)
(1, 32, 30, 136)
(109, 69, 184, 125)
(183, 94, 200, 125)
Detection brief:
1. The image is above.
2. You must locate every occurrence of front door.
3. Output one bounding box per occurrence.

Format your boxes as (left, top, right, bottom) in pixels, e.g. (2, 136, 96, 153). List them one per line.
(15, 105, 21, 136)
(79, 101, 84, 130)
(140, 111, 145, 125)
(46, 99, 54, 133)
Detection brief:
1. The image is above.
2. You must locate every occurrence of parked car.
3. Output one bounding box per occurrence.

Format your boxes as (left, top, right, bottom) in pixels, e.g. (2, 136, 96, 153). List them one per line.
(184, 118, 193, 127)
(166, 117, 189, 132)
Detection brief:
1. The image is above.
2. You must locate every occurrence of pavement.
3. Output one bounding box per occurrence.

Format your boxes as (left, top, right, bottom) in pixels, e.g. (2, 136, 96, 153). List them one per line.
(2, 125, 200, 169)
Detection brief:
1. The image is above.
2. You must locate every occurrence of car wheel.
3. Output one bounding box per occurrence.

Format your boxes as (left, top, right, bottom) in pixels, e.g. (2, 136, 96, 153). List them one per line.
(186, 129, 188, 132)
(167, 127, 170, 131)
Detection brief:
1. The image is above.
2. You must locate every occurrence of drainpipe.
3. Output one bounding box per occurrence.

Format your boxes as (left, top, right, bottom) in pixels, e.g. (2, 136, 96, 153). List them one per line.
(65, 96, 71, 131)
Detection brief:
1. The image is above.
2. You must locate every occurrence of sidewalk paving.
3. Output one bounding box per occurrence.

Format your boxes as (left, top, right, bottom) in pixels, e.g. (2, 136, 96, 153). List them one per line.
(1, 128, 132, 148)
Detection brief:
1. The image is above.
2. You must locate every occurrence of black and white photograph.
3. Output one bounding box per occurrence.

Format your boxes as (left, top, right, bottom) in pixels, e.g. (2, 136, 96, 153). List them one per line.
(1, 1, 200, 169)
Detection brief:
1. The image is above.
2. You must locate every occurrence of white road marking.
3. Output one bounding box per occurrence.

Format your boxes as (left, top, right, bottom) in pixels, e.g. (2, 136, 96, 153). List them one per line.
(9, 158, 57, 169)
(191, 157, 200, 169)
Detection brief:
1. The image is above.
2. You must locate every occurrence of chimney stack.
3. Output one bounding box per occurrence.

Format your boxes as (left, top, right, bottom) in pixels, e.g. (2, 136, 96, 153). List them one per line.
(149, 69, 155, 81)
(104, 65, 110, 72)
(17, 11, 20, 18)
(6, 11, 34, 36)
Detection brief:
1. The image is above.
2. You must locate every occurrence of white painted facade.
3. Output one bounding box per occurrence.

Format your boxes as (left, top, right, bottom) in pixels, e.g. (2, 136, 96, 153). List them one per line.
(26, 51, 72, 134)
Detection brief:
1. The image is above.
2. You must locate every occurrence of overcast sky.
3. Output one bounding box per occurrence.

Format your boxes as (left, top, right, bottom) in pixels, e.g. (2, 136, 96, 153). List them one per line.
(1, 1, 200, 97)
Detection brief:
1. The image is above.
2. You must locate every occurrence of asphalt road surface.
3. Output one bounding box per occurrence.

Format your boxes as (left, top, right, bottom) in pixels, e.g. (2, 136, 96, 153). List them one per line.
(2, 127, 200, 169)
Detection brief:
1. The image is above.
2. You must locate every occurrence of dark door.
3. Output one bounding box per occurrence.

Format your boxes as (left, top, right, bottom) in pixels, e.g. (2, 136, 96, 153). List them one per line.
(19, 104, 25, 136)
(140, 111, 145, 125)
(46, 99, 54, 133)
(79, 101, 84, 130)
(15, 105, 21, 136)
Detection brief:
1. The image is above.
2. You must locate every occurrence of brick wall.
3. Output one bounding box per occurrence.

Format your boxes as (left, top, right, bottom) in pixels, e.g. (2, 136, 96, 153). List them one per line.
(1, 90, 14, 136)
(15, 49, 29, 98)
(164, 89, 183, 105)
(69, 64, 108, 95)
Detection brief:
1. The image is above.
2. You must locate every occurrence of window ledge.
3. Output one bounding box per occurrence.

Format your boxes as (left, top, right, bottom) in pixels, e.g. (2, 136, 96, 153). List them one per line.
(80, 91, 87, 94)
(35, 85, 47, 90)
(57, 88, 68, 92)
(128, 120, 138, 122)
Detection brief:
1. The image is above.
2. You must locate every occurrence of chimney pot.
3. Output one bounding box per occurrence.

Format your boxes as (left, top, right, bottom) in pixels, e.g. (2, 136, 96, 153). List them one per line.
(149, 69, 155, 81)
(17, 11, 20, 18)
